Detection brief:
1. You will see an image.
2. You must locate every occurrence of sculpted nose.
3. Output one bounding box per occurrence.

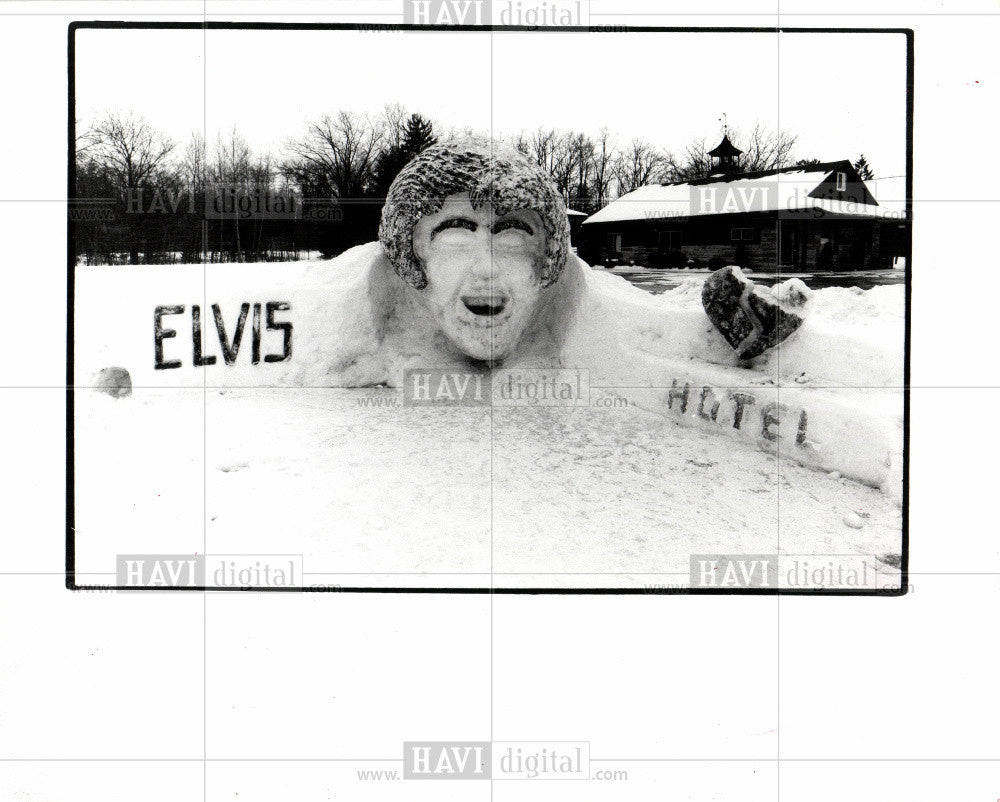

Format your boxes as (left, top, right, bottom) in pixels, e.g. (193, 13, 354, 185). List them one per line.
(467, 239, 500, 279)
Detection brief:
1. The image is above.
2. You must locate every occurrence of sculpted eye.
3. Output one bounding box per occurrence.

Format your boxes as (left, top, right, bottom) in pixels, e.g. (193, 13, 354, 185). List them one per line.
(493, 218, 534, 236)
(432, 217, 478, 238)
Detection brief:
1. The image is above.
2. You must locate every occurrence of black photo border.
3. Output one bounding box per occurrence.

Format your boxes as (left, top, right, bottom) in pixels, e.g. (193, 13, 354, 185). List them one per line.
(67, 21, 913, 596)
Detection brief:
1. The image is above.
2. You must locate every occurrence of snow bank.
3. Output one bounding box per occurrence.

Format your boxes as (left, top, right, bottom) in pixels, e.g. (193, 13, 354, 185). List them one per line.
(558, 268, 903, 500)
(75, 243, 904, 500)
(571, 269, 903, 387)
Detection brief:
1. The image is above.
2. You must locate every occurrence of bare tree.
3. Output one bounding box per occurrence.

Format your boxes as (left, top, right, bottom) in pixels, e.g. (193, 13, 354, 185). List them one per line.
(249, 153, 274, 190)
(210, 129, 252, 261)
(568, 132, 595, 209)
(283, 111, 385, 199)
(666, 137, 711, 182)
(91, 112, 175, 194)
(613, 138, 667, 195)
(381, 102, 408, 150)
(181, 132, 207, 192)
(590, 128, 615, 209)
(547, 132, 580, 199)
(212, 128, 249, 187)
(738, 123, 797, 172)
(75, 119, 99, 160)
(528, 128, 558, 171)
(87, 113, 176, 263)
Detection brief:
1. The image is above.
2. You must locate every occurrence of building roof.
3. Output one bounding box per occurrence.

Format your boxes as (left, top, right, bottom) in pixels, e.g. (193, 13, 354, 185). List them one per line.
(567, 208, 588, 217)
(584, 160, 900, 225)
(708, 134, 743, 158)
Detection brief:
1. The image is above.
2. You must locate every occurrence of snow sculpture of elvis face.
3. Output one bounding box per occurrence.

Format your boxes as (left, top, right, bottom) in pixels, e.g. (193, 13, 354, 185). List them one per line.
(379, 140, 570, 362)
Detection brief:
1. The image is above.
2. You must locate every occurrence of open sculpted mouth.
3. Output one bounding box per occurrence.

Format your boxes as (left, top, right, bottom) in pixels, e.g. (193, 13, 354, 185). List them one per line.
(462, 295, 508, 318)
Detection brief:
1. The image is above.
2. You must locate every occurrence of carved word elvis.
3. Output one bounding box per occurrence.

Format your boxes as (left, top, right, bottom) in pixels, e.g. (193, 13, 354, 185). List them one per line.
(153, 302, 292, 369)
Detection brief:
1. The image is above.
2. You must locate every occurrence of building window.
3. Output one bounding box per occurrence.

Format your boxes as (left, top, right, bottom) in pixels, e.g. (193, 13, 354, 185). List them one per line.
(730, 228, 754, 241)
(622, 229, 657, 248)
(836, 171, 847, 191)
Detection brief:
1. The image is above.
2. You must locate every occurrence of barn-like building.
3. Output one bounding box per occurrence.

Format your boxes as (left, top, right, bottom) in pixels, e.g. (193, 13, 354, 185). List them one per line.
(581, 135, 908, 271)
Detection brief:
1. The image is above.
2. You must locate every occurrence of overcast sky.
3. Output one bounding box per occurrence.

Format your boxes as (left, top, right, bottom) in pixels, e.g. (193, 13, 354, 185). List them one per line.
(75, 27, 907, 178)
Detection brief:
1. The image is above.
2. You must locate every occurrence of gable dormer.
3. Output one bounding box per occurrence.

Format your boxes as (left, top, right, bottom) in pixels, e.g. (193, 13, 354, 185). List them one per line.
(807, 161, 878, 206)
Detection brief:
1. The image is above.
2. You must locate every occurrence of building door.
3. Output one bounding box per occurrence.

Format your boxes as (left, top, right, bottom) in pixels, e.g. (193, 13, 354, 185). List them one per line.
(658, 230, 682, 252)
(779, 222, 801, 268)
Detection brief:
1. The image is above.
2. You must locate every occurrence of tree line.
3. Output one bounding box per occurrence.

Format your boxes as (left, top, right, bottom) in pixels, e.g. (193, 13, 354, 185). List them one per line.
(73, 105, 821, 265)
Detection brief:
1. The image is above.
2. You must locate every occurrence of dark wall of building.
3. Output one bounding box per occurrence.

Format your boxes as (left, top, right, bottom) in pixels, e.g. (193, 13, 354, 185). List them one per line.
(580, 213, 903, 271)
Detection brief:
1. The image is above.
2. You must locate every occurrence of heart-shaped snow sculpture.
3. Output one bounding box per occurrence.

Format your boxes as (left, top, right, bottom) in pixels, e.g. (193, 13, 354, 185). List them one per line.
(701, 266, 810, 360)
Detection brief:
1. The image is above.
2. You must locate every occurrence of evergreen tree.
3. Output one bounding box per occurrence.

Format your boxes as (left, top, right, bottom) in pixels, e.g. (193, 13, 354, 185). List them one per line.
(401, 113, 437, 155)
(853, 154, 874, 180)
(372, 113, 438, 197)
(372, 146, 412, 197)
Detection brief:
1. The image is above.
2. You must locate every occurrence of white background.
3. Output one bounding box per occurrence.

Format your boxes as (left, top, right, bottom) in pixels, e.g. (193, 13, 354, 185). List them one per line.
(1, 1, 998, 800)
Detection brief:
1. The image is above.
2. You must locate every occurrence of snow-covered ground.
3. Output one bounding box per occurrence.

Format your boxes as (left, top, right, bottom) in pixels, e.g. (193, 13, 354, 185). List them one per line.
(73, 244, 905, 590)
(76, 387, 901, 590)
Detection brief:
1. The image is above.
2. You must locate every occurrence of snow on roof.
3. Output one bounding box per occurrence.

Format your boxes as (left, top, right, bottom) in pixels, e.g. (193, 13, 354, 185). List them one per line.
(584, 162, 901, 225)
(567, 208, 587, 217)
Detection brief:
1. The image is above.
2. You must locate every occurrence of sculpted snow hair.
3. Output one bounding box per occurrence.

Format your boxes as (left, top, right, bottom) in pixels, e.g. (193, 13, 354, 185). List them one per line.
(378, 139, 571, 290)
